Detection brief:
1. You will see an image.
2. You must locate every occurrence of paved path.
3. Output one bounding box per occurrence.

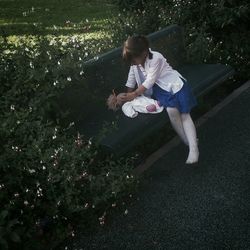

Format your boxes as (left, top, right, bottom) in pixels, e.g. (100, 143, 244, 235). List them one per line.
(63, 81, 250, 250)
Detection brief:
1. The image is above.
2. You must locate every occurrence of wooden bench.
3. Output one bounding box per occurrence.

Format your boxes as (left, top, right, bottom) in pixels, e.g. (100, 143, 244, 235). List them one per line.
(59, 24, 235, 156)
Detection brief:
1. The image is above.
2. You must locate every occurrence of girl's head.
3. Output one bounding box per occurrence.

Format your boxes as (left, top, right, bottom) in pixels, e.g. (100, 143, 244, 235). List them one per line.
(123, 35, 153, 65)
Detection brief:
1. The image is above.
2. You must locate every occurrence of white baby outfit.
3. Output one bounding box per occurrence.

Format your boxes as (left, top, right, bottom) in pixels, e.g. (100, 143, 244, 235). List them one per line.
(121, 95, 164, 118)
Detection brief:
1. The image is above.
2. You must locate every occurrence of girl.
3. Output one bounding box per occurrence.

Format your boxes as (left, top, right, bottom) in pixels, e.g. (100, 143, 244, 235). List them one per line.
(121, 35, 199, 164)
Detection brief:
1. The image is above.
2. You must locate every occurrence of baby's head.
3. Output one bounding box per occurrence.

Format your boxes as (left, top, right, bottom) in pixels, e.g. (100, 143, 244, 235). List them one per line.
(122, 35, 153, 65)
(106, 90, 126, 111)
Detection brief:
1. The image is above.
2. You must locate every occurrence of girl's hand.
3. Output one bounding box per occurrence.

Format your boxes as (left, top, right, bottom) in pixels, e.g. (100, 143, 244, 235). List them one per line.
(121, 92, 137, 102)
(117, 93, 127, 104)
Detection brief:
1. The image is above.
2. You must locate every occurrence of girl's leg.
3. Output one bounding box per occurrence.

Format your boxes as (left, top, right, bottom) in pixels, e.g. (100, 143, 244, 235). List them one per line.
(166, 107, 189, 146)
(181, 113, 199, 164)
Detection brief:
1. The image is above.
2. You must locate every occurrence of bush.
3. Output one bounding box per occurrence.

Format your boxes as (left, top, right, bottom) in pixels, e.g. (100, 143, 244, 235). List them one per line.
(0, 37, 138, 249)
(110, 0, 250, 81)
(108, 2, 166, 45)
(111, 0, 146, 11)
(2, 1, 249, 248)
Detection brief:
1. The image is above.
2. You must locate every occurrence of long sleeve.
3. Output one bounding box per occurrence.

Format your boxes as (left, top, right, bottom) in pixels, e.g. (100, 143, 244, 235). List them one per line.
(142, 58, 162, 89)
(125, 66, 137, 89)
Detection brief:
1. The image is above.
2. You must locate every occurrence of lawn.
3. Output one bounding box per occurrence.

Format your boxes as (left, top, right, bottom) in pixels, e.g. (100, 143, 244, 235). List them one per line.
(0, 0, 117, 47)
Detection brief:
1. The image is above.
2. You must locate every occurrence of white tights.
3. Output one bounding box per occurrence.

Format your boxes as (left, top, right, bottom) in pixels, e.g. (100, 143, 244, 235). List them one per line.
(166, 107, 199, 164)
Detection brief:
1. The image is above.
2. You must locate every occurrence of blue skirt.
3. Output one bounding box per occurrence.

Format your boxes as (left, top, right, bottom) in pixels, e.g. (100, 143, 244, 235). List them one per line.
(152, 79, 197, 113)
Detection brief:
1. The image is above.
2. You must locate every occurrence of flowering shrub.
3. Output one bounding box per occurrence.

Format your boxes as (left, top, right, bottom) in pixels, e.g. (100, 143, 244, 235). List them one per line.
(110, 0, 250, 80)
(108, 3, 166, 45)
(0, 37, 138, 249)
(111, 0, 148, 11)
(1, 1, 249, 248)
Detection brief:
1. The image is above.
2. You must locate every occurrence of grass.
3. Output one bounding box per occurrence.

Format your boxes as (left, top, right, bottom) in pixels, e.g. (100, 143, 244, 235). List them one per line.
(0, 0, 117, 48)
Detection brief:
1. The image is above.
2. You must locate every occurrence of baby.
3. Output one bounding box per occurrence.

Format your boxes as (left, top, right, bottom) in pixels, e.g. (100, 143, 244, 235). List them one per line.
(107, 90, 163, 118)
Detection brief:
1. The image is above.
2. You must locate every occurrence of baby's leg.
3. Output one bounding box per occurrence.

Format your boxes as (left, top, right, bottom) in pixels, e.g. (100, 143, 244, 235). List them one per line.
(181, 113, 199, 164)
(166, 107, 189, 146)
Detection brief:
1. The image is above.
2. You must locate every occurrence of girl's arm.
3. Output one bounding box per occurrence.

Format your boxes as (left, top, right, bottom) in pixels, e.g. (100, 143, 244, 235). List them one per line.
(141, 58, 162, 89)
(125, 66, 137, 90)
(125, 85, 146, 100)
(127, 87, 135, 93)
(123, 58, 162, 101)
(120, 84, 146, 102)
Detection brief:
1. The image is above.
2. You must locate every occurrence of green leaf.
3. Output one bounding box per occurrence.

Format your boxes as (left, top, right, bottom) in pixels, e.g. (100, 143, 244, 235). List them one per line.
(7, 219, 19, 230)
(10, 232, 21, 243)
(0, 237, 9, 250)
(0, 210, 8, 221)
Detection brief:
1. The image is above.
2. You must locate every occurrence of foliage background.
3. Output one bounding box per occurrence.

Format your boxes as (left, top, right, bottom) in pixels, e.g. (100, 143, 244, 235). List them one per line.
(1, 0, 249, 249)
(110, 0, 250, 81)
(0, 38, 138, 250)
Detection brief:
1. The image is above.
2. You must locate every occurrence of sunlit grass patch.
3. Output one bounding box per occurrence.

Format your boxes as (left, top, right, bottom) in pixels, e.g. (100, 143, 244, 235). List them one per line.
(0, 0, 117, 53)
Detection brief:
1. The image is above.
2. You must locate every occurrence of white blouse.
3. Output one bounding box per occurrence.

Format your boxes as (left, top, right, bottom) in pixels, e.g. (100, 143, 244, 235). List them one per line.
(125, 49, 186, 95)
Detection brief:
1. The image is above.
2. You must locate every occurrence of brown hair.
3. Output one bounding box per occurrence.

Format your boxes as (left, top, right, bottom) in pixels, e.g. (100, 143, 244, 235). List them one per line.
(122, 35, 153, 64)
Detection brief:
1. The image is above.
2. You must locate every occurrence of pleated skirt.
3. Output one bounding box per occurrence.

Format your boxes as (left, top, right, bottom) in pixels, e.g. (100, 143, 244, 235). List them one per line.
(152, 79, 197, 113)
